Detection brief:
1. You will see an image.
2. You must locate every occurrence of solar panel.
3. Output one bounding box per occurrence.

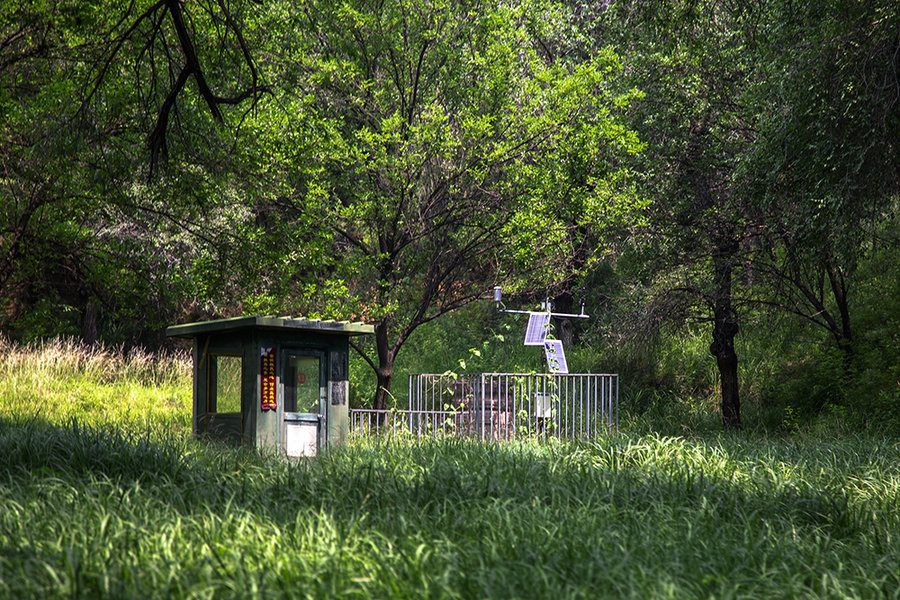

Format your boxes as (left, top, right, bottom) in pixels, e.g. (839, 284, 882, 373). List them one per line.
(523, 312, 551, 346)
(543, 339, 568, 374)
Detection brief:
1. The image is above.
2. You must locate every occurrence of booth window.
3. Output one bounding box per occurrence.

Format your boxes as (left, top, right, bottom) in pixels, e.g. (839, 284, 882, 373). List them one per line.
(284, 353, 320, 413)
(208, 354, 242, 413)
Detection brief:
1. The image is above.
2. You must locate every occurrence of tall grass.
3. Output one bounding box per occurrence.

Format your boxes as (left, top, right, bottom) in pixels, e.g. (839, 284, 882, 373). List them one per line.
(0, 336, 191, 437)
(2, 421, 899, 599)
(2, 338, 899, 598)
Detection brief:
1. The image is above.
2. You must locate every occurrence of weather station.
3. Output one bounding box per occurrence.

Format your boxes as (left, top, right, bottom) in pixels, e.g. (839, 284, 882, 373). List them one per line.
(357, 287, 619, 441)
(492, 286, 589, 375)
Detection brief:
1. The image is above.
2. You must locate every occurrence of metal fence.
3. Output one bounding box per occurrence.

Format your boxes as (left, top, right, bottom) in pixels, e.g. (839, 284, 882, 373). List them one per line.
(349, 373, 618, 441)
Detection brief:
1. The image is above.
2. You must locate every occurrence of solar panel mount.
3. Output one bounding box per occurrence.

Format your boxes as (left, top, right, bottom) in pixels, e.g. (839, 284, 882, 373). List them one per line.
(543, 339, 569, 374)
(523, 312, 551, 346)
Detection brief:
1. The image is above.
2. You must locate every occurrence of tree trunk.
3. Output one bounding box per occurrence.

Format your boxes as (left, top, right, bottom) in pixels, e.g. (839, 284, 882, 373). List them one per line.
(373, 368, 393, 411)
(709, 233, 742, 429)
(825, 260, 854, 365)
(372, 321, 396, 410)
(81, 301, 98, 346)
(710, 311, 741, 429)
(551, 291, 575, 348)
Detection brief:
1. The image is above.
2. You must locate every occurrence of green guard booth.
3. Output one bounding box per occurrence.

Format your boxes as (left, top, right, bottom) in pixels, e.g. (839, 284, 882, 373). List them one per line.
(166, 315, 373, 457)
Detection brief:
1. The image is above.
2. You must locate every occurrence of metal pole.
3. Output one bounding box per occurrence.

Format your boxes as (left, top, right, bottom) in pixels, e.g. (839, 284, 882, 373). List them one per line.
(615, 375, 619, 433)
(582, 376, 587, 440)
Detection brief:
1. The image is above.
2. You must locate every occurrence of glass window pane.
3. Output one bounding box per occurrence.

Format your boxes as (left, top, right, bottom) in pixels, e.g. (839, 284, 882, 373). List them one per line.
(212, 355, 242, 413)
(284, 354, 320, 413)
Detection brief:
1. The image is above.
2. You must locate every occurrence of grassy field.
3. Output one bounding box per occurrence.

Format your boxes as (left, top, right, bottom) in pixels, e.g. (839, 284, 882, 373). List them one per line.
(2, 339, 899, 599)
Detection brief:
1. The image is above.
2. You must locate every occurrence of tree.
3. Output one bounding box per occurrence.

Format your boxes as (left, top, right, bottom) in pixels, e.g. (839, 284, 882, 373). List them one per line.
(72, 0, 271, 176)
(257, 0, 641, 408)
(1, 0, 277, 344)
(739, 0, 900, 363)
(0, 1, 120, 341)
(590, 0, 761, 428)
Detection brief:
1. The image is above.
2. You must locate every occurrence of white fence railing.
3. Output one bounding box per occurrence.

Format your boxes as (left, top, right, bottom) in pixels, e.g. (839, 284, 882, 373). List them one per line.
(350, 373, 618, 441)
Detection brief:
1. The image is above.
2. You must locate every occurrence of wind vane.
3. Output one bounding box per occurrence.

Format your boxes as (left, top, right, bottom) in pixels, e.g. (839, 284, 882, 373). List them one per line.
(493, 287, 588, 374)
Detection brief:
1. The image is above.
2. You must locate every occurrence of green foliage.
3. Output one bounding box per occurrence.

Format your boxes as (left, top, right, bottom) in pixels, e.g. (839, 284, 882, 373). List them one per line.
(0, 0, 270, 344)
(757, 219, 900, 433)
(569, 217, 900, 434)
(2, 0, 899, 433)
(741, 0, 899, 213)
(244, 0, 642, 406)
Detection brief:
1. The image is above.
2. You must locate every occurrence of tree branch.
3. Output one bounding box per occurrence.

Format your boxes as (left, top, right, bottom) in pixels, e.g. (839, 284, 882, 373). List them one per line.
(79, 0, 167, 117)
(349, 338, 377, 371)
(148, 66, 191, 176)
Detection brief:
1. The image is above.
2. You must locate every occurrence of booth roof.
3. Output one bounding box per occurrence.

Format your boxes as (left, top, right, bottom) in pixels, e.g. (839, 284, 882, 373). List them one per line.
(165, 315, 374, 338)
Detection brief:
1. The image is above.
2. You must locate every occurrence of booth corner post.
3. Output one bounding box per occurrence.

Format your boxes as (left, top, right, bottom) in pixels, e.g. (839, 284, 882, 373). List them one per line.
(166, 315, 374, 458)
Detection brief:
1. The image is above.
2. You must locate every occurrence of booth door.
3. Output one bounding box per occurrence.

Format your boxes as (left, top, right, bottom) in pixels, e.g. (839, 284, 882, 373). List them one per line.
(283, 351, 326, 457)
